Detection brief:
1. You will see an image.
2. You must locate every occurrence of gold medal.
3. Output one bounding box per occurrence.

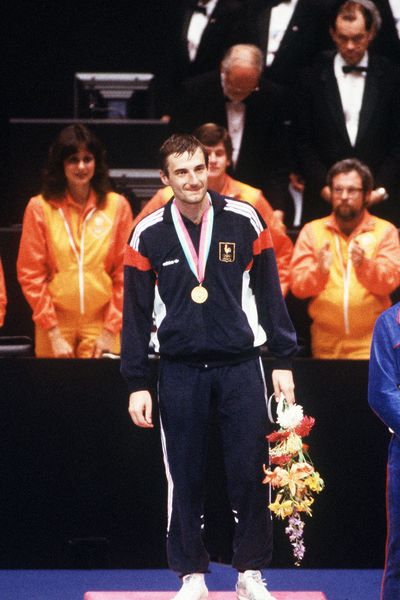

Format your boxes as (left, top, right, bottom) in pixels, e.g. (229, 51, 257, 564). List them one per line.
(191, 285, 208, 304)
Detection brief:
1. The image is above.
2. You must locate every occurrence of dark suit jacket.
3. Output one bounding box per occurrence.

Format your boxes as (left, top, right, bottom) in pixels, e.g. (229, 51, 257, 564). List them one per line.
(294, 52, 400, 224)
(170, 70, 292, 212)
(153, 0, 247, 116)
(245, 0, 335, 86)
(372, 0, 400, 64)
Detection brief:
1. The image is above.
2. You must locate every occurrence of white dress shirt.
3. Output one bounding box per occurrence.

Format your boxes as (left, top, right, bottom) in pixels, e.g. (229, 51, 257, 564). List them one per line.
(225, 101, 245, 167)
(334, 52, 369, 147)
(187, 0, 219, 61)
(266, 0, 298, 67)
(388, 0, 400, 38)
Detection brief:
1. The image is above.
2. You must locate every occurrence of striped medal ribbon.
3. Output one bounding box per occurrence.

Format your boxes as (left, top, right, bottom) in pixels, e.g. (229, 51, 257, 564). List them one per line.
(170, 197, 214, 303)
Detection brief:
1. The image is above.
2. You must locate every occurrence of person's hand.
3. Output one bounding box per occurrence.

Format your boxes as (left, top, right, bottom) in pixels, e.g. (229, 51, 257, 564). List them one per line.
(369, 187, 387, 206)
(289, 172, 305, 193)
(48, 326, 74, 358)
(350, 239, 365, 267)
(320, 186, 331, 202)
(92, 328, 116, 358)
(160, 115, 171, 124)
(128, 390, 154, 428)
(273, 209, 285, 227)
(272, 369, 295, 405)
(318, 241, 332, 275)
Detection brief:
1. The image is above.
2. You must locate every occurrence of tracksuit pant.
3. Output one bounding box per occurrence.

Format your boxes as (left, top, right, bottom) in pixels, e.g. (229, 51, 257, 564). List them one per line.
(158, 356, 273, 575)
(383, 434, 400, 600)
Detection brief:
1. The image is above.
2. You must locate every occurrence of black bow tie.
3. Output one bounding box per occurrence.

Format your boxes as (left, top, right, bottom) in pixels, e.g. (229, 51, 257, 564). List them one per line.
(342, 65, 368, 74)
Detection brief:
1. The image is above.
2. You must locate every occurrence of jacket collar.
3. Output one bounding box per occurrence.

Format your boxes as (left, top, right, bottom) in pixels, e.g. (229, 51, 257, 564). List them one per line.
(163, 189, 227, 223)
(324, 210, 376, 237)
(48, 189, 97, 217)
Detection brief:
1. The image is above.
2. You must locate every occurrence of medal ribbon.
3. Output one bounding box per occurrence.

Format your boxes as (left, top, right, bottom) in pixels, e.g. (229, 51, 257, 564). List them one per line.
(171, 197, 214, 284)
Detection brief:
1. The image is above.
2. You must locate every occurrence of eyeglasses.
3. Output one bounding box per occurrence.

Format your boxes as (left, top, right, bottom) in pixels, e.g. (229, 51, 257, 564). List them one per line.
(331, 186, 363, 198)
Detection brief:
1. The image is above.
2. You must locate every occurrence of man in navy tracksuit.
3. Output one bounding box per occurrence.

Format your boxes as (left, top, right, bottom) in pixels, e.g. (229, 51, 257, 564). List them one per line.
(121, 133, 298, 600)
(369, 303, 400, 600)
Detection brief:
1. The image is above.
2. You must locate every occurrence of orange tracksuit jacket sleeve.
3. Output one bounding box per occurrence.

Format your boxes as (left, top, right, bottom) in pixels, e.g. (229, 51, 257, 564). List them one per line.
(17, 197, 59, 330)
(289, 222, 330, 299)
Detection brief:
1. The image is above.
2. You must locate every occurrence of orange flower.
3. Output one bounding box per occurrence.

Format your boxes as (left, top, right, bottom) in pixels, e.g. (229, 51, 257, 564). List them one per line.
(263, 466, 289, 487)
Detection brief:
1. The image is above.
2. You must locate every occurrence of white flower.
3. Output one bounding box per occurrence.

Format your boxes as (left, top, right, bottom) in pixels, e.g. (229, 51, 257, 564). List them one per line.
(277, 402, 304, 430)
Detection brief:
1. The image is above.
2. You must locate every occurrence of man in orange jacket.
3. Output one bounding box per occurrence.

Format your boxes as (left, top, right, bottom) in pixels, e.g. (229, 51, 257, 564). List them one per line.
(290, 158, 400, 358)
(134, 123, 293, 296)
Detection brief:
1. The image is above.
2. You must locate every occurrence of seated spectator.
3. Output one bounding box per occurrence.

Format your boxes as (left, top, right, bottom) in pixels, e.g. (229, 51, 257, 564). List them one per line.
(0, 257, 6, 328)
(293, 0, 400, 225)
(290, 158, 400, 359)
(135, 123, 293, 296)
(17, 124, 133, 358)
(170, 44, 292, 221)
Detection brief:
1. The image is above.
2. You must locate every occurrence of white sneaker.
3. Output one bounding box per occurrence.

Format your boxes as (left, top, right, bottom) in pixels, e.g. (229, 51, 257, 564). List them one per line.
(236, 570, 277, 600)
(171, 573, 208, 600)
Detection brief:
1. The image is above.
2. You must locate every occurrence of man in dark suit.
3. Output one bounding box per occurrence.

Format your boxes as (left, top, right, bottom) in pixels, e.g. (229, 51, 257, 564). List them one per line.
(294, 0, 400, 224)
(245, 0, 335, 87)
(170, 44, 292, 221)
(153, 0, 247, 119)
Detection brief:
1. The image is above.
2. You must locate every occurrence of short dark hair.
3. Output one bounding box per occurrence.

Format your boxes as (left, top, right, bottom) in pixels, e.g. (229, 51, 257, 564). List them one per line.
(192, 123, 233, 162)
(330, 0, 381, 32)
(159, 133, 208, 174)
(42, 124, 110, 205)
(327, 158, 374, 192)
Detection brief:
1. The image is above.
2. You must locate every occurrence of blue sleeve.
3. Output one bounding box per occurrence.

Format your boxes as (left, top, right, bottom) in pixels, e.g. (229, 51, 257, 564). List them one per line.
(120, 257, 156, 393)
(250, 230, 298, 367)
(368, 311, 400, 436)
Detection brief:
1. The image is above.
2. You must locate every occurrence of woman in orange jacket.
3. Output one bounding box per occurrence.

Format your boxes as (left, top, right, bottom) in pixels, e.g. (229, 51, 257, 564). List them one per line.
(17, 124, 133, 358)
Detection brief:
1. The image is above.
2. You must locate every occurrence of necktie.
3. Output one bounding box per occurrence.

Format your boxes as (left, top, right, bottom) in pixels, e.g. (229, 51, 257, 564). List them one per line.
(342, 65, 368, 74)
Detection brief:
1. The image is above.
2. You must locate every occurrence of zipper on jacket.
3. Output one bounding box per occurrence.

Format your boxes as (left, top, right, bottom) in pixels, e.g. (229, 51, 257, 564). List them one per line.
(335, 234, 353, 335)
(59, 207, 96, 314)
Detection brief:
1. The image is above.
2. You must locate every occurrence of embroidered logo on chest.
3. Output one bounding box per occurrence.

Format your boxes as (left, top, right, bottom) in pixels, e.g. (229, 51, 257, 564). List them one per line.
(219, 242, 236, 263)
(88, 212, 112, 239)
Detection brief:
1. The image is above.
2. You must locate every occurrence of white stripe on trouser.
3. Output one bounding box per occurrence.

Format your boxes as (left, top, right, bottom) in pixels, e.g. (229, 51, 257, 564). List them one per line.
(258, 357, 272, 513)
(158, 381, 174, 534)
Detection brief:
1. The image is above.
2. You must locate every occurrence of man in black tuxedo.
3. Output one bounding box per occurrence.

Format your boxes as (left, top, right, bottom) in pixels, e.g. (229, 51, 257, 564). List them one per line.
(294, 0, 400, 224)
(153, 0, 247, 119)
(245, 0, 335, 87)
(170, 44, 292, 220)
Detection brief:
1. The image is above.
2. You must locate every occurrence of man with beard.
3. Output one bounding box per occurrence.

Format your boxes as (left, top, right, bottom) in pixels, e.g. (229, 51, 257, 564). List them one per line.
(289, 158, 400, 358)
(293, 0, 400, 225)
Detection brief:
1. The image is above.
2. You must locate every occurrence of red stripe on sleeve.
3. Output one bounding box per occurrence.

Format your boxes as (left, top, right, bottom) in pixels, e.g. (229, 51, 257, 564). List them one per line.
(253, 227, 273, 256)
(124, 244, 152, 271)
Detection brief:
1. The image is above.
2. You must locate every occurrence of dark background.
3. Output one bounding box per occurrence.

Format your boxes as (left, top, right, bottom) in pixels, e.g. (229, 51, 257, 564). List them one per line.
(0, 357, 389, 569)
(0, 1, 390, 572)
(3, 1, 170, 119)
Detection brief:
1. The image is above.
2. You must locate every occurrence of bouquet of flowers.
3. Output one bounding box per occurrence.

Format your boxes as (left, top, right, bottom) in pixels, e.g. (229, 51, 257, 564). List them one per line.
(263, 397, 324, 566)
